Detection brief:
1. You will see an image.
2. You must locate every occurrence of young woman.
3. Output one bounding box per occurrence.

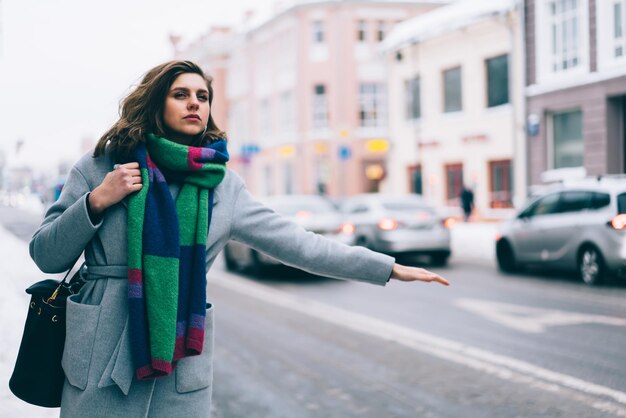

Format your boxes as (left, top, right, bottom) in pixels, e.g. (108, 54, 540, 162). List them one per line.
(29, 60, 449, 417)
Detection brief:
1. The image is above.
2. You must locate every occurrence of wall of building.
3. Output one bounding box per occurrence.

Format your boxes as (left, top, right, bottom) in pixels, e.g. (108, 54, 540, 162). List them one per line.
(386, 13, 523, 214)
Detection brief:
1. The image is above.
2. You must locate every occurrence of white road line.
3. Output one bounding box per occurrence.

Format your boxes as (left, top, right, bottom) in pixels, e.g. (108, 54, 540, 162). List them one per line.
(455, 298, 626, 333)
(210, 272, 626, 417)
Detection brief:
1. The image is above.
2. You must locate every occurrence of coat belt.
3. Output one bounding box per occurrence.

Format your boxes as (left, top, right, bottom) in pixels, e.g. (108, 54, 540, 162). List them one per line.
(82, 264, 128, 280)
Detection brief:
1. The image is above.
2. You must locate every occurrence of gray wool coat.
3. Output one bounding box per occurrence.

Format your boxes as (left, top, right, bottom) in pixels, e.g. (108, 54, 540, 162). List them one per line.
(29, 149, 395, 418)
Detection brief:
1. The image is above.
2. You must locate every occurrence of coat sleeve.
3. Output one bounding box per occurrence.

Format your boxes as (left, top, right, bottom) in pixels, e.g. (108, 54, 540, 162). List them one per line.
(229, 183, 395, 286)
(29, 164, 103, 273)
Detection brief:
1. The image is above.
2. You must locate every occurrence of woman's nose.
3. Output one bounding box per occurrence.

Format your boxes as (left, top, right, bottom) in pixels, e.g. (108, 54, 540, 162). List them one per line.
(187, 95, 200, 109)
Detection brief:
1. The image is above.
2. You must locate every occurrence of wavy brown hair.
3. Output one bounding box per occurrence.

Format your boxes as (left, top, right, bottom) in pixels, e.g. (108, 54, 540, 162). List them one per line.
(94, 60, 226, 161)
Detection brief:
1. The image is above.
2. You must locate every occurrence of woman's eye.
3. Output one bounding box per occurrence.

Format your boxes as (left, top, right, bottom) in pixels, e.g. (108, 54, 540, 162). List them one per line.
(174, 92, 187, 99)
(198, 95, 208, 101)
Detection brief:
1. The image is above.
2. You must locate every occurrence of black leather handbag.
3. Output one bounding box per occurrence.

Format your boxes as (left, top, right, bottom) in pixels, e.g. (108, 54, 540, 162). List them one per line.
(9, 261, 85, 407)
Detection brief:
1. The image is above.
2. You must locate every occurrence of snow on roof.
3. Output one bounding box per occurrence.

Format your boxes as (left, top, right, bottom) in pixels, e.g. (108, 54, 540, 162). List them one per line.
(382, 0, 519, 52)
(243, 0, 450, 35)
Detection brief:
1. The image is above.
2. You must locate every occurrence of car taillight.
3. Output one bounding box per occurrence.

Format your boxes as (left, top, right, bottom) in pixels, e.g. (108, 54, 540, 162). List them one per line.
(443, 217, 456, 229)
(339, 223, 355, 235)
(295, 210, 312, 219)
(608, 214, 626, 230)
(378, 218, 400, 230)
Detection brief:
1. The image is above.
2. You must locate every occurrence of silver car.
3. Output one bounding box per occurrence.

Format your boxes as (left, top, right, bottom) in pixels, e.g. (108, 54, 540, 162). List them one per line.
(496, 177, 626, 285)
(223, 194, 345, 274)
(337, 194, 451, 266)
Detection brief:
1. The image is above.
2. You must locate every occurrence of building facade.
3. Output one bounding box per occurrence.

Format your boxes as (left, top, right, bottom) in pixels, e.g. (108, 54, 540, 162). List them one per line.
(179, 1, 446, 197)
(526, 0, 626, 186)
(383, 0, 525, 217)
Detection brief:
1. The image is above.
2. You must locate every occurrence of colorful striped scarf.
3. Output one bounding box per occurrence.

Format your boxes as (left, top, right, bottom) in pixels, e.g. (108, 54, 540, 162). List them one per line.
(127, 133, 229, 380)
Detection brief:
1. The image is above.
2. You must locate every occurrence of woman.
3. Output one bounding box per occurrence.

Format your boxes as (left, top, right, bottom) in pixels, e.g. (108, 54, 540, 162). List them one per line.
(29, 60, 449, 417)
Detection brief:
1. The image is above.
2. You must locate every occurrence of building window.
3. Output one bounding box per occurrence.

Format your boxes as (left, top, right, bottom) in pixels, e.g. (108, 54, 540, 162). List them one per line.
(614, 0, 626, 57)
(410, 165, 423, 195)
(548, 0, 582, 71)
(264, 165, 274, 196)
(443, 67, 462, 113)
(284, 162, 294, 195)
(486, 55, 509, 107)
(405, 77, 421, 120)
(258, 98, 271, 137)
(357, 20, 367, 42)
(553, 109, 583, 168)
(312, 84, 328, 129)
(359, 83, 386, 127)
(445, 163, 464, 205)
(377, 21, 386, 41)
(312, 20, 324, 44)
(280, 91, 295, 133)
(489, 160, 513, 208)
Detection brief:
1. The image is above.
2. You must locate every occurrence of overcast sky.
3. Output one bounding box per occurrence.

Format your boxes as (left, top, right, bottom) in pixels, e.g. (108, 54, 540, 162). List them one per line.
(0, 0, 273, 171)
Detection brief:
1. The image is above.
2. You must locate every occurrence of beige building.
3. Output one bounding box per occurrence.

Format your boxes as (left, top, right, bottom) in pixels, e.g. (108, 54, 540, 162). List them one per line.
(178, 0, 447, 197)
(382, 0, 526, 218)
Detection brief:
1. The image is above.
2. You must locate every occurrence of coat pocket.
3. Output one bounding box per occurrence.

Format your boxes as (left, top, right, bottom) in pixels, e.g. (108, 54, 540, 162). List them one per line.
(61, 293, 102, 390)
(175, 303, 215, 394)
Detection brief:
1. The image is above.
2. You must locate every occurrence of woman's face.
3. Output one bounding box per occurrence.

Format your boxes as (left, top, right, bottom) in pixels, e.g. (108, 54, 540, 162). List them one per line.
(163, 72, 211, 144)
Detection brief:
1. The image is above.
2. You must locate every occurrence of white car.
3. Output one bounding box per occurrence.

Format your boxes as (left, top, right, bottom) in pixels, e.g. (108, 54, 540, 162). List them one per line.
(337, 194, 451, 266)
(223, 194, 345, 274)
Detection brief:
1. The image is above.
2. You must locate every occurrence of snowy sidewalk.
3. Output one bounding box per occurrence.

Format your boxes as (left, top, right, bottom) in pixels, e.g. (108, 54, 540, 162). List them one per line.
(0, 225, 59, 418)
(450, 221, 500, 265)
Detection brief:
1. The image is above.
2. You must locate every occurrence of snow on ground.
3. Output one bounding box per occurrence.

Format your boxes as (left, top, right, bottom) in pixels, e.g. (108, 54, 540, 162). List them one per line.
(450, 221, 499, 265)
(0, 225, 60, 417)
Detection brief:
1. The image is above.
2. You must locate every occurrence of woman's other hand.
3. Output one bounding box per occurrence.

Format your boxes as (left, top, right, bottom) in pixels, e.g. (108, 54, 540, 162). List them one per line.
(89, 162, 143, 214)
(390, 263, 450, 286)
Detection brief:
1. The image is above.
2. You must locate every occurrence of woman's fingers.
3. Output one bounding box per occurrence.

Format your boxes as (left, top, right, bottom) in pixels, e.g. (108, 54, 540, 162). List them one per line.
(429, 274, 450, 286)
(121, 162, 140, 169)
(391, 264, 450, 286)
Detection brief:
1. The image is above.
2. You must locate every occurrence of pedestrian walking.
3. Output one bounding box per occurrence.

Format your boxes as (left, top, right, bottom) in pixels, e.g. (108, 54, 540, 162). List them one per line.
(28, 60, 449, 417)
(460, 185, 475, 222)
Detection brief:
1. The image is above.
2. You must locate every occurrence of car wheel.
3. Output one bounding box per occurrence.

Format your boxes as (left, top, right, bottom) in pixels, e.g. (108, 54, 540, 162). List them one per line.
(355, 236, 369, 249)
(496, 240, 518, 273)
(247, 250, 265, 276)
(223, 247, 239, 272)
(431, 252, 449, 267)
(578, 246, 605, 286)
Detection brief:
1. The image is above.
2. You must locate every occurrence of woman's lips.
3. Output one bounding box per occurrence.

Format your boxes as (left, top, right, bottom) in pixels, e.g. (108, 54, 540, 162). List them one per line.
(184, 116, 201, 122)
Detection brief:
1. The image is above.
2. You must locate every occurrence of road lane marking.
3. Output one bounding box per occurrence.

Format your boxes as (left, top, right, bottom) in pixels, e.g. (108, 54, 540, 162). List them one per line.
(455, 298, 626, 333)
(210, 273, 626, 416)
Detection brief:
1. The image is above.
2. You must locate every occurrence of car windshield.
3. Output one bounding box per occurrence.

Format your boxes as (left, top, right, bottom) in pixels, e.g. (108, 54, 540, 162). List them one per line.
(381, 201, 433, 213)
(270, 199, 336, 216)
(618, 193, 626, 214)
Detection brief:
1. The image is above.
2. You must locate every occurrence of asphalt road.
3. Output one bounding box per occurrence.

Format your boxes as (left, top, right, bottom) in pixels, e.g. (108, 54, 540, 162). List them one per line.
(3, 205, 626, 417)
(207, 261, 626, 417)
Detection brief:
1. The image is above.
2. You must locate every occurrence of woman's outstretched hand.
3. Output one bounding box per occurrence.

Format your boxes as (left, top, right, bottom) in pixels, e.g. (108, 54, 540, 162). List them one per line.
(389, 263, 450, 286)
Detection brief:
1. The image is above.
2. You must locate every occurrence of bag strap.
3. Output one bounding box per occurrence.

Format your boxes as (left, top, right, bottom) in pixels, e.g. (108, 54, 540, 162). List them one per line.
(46, 258, 82, 304)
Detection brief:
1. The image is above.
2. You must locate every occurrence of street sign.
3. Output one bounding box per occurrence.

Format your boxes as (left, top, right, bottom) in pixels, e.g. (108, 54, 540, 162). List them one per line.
(241, 144, 260, 156)
(338, 146, 351, 161)
(366, 139, 389, 153)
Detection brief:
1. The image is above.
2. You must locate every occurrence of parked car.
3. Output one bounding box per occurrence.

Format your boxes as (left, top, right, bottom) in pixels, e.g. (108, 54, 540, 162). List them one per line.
(337, 194, 451, 266)
(495, 176, 626, 285)
(223, 194, 345, 274)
